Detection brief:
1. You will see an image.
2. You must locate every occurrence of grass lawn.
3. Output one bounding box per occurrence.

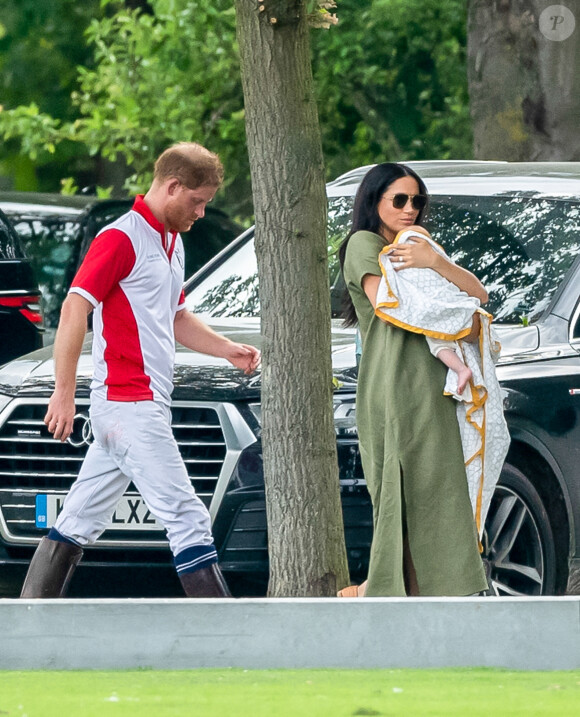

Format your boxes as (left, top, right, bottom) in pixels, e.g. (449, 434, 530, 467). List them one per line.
(2, 669, 580, 716)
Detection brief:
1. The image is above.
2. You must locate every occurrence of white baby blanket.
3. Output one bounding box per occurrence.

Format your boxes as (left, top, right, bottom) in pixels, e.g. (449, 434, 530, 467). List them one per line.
(375, 230, 480, 341)
(375, 229, 510, 538)
(456, 314, 511, 539)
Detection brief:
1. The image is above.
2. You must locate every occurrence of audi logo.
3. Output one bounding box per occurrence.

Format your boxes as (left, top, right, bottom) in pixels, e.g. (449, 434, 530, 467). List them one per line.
(67, 412, 94, 448)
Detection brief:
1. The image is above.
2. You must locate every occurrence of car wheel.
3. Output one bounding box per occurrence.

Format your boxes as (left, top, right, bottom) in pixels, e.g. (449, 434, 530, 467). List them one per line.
(482, 463, 556, 596)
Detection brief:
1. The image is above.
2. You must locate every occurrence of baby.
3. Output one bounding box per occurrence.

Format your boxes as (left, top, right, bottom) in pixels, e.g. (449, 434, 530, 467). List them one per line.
(379, 224, 476, 397)
(425, 316, 473, 395)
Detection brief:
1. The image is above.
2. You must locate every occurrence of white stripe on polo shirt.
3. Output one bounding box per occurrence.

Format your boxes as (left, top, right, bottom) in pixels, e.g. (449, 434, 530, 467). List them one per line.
(69, 196, 186, 405)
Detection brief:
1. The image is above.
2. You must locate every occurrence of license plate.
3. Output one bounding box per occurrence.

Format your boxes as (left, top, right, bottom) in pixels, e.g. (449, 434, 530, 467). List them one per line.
(35, 494, 163, 531)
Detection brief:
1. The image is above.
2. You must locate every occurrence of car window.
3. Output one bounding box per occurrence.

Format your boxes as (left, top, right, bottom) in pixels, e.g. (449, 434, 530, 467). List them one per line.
(186, 237, 260, 317)
(7, 214, 81, 330)
(187, 193, 580, 326)
(0, 210, 24, 259)
(425, 196, 580, 324)
(78, 201, 133, 268)
(185, 195, 356, 319)
(327, 194, 358, 287)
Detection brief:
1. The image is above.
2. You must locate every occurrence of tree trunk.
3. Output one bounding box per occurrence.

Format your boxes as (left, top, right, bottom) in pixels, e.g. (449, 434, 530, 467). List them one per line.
(234, 0, 349, 596)
(467, 0, 580, 160)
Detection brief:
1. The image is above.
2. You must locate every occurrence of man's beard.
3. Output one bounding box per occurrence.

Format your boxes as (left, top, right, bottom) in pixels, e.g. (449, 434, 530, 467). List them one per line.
(166, 207, 196, 233)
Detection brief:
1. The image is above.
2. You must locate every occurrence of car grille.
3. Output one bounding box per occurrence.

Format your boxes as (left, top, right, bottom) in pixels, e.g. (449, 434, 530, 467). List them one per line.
(0, 398, 249, 545)
(220, 491, 372, 576)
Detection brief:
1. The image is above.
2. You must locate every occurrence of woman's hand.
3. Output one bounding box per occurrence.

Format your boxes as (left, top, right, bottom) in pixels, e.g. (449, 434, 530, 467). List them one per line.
(387, 236, 438, 271)
(388, 237, 489, 304)
(463, 312, 481, 343)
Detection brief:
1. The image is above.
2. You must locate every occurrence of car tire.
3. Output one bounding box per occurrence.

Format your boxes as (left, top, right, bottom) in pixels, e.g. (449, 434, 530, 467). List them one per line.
(482, 463, 557, 596)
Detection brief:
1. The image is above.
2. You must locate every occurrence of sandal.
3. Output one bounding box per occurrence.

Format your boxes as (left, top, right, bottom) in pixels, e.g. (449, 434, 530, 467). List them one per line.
(337, 585, 360, 598)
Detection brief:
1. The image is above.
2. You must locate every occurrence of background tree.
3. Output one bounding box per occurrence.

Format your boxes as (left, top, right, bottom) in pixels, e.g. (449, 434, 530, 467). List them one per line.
(313, 0, 472, 179)
(235, 0, 350, 597)
(0, 0, 249, 214)
(467, 0, 580, 160)
(0, 0, 103, 190)
(0, 0, 471, 219)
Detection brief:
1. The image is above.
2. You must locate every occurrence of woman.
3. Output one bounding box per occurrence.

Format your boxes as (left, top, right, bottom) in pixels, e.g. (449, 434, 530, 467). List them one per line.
(338, 163, 489, 597)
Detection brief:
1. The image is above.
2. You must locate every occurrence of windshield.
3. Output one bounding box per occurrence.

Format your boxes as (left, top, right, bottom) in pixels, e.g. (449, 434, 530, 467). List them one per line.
(425, 195, 580, 324)
(186, 237, 260, 318)
(186, 193, 580, 325)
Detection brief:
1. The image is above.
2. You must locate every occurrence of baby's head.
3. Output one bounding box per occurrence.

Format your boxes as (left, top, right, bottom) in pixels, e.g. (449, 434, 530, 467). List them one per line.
(404, 224, 431, 238)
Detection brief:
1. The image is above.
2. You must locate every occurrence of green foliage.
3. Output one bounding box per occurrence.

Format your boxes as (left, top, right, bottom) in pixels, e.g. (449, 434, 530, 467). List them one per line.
(313, 0, 472, 179)
(2, 0, 248, 213)
(0, 103, 61, 160)
(95, 185, 114, 199)
(0, 0, 101, 118)
(70, 0, 243, 199)
(0, 0, 103, 189)
(59, 176, 80, 195)
(0, 0, 471, 218)
(58, 176, 112, 197)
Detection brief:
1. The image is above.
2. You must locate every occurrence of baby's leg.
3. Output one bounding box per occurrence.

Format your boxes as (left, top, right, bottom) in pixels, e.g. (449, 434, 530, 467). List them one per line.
(435, 347, 472, 395)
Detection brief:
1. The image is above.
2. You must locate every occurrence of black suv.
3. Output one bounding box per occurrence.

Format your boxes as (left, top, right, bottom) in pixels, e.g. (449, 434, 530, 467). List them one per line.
(0, 193, 242, 345)
(1, 162, 580, 598)
(0, 207, 43, 366)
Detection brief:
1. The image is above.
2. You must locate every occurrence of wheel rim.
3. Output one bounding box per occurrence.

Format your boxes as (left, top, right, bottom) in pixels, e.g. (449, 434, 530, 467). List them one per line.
(482, 485, 545, 596)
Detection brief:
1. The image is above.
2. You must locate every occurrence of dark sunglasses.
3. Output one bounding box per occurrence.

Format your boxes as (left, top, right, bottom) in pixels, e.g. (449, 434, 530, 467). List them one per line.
(383, 193, 428, 211)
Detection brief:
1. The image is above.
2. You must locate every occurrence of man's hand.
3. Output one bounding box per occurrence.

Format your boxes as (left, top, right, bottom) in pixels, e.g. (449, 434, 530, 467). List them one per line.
(44, 389, 76, 442)
(223, 343, 261, 375)
(42, 293, 92, 442)
(174, 310, 261, 373)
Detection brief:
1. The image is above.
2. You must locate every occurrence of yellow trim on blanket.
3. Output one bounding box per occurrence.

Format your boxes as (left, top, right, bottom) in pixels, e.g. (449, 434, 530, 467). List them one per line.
(377, 245, 398, 304)
(376, 298, 400, 309)
(461, 321, 489, 547)
(375, 243, 487, 341)
(374, 308, 474, 341)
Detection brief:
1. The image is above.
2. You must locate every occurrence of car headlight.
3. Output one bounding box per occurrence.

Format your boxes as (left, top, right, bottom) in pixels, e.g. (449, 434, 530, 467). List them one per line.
(248, 397, 357, 438)
(248, 403, 262, 438)
(0, 393, 13, 417)
(333, 395, 357, 437)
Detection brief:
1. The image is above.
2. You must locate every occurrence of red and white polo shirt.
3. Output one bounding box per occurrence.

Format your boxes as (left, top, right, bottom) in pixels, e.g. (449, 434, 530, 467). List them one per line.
(69, 195, 186, 405)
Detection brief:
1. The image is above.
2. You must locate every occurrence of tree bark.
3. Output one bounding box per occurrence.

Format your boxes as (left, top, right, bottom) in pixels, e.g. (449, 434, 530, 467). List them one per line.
(234, 0, 349, 597)
(468, 0, 580, 160)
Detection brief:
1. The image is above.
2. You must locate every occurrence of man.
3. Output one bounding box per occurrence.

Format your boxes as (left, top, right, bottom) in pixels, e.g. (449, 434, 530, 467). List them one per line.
(21, 142, 260, 598)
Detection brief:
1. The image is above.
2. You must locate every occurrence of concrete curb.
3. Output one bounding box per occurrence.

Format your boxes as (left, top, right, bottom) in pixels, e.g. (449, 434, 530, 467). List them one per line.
(2, 597, 579, 670)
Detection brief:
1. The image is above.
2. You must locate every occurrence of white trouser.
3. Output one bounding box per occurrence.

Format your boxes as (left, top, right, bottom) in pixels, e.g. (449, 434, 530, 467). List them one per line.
(55, 396, 214, 556)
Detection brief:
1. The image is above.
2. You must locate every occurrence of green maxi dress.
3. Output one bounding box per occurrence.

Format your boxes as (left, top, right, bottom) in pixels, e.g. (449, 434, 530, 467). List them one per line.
(344, 230, 488, 597)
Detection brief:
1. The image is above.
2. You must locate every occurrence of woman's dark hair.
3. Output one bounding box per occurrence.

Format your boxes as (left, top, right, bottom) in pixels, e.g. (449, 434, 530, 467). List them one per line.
(338, 162, 429, 327)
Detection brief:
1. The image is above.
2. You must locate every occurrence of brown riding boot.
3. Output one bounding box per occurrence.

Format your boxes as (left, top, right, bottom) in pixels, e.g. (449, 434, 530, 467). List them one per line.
(179, 563, 232, 598)
(20, 537, 83, 598)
